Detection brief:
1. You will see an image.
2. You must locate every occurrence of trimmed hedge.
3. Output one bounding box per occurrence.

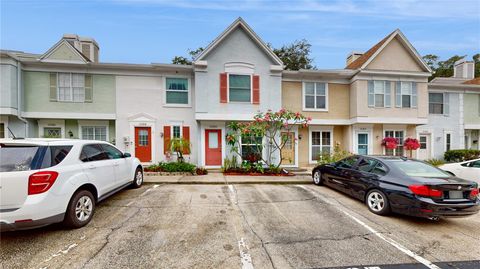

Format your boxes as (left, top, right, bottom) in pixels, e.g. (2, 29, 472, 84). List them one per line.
(444, 149, 480, 162)
(145, 162, 196, 173)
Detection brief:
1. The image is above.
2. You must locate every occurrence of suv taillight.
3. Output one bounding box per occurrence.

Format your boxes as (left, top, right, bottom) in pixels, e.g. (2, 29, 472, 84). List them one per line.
(470, 188, 479, 200)
(28, 171, 58, 195)
(409, 185, 443, 198)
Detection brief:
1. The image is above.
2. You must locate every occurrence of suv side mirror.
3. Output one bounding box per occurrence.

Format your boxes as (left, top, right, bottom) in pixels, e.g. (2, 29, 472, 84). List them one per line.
(123, 152, 131, 158)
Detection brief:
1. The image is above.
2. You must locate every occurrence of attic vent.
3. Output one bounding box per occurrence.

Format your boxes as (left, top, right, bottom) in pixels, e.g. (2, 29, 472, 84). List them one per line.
(82, 44, 91, 60)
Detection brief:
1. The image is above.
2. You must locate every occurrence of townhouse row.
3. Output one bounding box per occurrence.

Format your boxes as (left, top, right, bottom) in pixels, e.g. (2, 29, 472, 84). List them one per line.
(1, 18, 479, 167)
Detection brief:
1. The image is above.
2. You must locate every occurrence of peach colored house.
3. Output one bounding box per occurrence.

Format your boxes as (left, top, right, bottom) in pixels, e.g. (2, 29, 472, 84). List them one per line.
(282, 30, 432, 167)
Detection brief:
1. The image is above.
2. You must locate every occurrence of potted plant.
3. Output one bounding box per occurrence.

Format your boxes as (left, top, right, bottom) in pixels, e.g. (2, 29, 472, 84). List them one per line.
(168, 137, 191, 163)
(404, 138, 420, 158)
(382, 137, 398, 153)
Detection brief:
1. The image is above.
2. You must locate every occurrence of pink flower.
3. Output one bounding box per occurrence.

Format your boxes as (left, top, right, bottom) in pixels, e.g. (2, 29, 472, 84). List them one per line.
(307, 117, 312, 121)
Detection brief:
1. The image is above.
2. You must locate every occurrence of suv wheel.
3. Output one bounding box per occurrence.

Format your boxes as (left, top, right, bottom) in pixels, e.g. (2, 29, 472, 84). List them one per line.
(64, 190, 95, 228)
(131, 168, 143, 188)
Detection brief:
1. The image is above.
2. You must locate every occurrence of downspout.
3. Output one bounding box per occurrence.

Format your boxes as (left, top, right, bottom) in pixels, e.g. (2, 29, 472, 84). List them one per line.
(15, 61, 28, 137)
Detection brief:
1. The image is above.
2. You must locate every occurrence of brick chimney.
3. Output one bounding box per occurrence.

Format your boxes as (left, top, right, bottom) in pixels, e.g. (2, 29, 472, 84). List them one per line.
(63, 34, 100, 63)
(346, 51, 363, 66)
(453, 58, 474, 79)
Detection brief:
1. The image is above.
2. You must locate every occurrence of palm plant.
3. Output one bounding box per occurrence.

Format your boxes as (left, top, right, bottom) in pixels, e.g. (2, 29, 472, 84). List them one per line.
(168, 137, 191, 163)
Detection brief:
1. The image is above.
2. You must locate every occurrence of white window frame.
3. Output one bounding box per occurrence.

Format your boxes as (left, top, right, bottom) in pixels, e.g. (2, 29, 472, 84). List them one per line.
(38, 119, 65, 138)
(309, 126, 333, 164)
(239, 134, 264, 161)
(227, 73, 253, 103)
(373, 81, 390, 108)
(78, 120, 109, 142)
(164, 76, 191, 107)
(57, 73, 85, 103)
(383, 129, 405, 156)
(400, 82, 413, 108)
(428, 92, 445, 115)
(353, 125, 373, 155)
(444, 131, 453, 152)
(302, 82, 329, 111)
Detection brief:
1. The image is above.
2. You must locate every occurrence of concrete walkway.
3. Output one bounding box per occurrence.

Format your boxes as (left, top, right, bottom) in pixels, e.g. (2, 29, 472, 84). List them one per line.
(144, 172, 312, 184)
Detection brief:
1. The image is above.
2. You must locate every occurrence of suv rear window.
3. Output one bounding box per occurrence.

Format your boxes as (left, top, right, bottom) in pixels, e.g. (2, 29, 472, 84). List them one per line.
(0, 145, 40, 172)
(0, 144, 73, 172)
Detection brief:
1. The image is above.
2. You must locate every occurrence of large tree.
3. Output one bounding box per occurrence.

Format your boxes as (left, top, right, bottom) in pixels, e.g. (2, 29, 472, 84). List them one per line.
(422, 54, 473, 80)
(172, 40, 315, 70)
(272, 39, 315, 70)
(474, 53, 480, 78)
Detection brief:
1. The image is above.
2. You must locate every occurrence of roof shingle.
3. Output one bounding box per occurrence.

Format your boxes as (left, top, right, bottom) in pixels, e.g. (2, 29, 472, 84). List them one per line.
(345, 30, 396, 70)
(462, 77, 480, 85)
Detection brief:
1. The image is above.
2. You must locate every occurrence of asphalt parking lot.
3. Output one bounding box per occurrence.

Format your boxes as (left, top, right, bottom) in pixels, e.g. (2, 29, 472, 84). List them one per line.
(1, 183, 479, 269)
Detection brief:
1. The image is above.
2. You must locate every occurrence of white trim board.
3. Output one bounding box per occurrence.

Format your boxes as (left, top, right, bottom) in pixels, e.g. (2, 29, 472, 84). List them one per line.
(21, 112, 116, 120)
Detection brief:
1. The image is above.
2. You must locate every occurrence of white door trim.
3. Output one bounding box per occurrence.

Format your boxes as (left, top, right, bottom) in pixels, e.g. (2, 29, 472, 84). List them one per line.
(200, 121, 225, 168)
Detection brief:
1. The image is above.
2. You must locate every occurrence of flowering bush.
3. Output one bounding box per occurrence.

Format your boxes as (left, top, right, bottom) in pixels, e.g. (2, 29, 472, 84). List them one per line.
(404, 138, 420, 151)
(382, 137, 398, 150)
(226, 108, 310, 169)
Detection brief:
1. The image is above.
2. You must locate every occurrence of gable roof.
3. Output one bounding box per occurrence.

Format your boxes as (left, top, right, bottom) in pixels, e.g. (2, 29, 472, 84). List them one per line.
(346, 29, 431, 72)
(39, 39, 90, 64)
(463, 77, 480, 85)
(194, 17, 283, 66)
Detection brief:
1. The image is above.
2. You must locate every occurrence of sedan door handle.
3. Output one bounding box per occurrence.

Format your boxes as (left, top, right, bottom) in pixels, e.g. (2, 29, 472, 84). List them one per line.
(114, 163, 120, 167)
(88, 165, 96, 170)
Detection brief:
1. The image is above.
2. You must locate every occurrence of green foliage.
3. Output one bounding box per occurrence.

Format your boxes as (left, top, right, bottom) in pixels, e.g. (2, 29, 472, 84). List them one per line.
(444, 149, 480, 162)
(317, 144, 352, 165)
(168, 137, 191, 162)
(171, 47, 204, 65)
(424, 159, 445, 167)
(221, 156, 239, 172)
(145, 162, 196, 173)
(226, 109, 310, 169)
(422, 54, 480, 81)
(272, 39, 315, 70)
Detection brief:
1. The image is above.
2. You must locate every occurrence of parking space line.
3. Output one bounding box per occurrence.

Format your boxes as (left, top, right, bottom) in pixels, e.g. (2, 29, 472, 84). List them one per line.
(227, 184, 255, 269)
(139, 184, 159, 197)
(297, 185, 441, 269)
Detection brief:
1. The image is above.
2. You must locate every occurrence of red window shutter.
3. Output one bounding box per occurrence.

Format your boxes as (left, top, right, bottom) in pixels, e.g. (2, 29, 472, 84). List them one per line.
(252, 75, 260, 104)
(182, 126, 190, 155)
(163, 126, 171, 155)
(220, 73, 227, 103)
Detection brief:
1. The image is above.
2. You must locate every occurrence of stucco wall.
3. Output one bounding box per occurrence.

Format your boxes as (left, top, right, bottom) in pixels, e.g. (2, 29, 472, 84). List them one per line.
(47, 42, 84, 62)
(464, 93, 480, 125)
(115, 75, 197, 164)
(195, 27, 282, 115)
(1, 62, 18, 111)
(366, 37, 423, 72)
(23, 71, 115, 114)
(282, 81, 350, 119)
(417, 92, 463, 159)
(350, 80, 428, 119)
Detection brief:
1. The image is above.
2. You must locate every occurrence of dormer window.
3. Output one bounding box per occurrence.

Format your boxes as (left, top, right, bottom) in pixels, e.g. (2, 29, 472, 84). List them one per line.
(228, 74, 251, 102)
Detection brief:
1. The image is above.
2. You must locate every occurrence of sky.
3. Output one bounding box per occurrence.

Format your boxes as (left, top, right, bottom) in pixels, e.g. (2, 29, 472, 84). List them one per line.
(1, 0, 479, 69)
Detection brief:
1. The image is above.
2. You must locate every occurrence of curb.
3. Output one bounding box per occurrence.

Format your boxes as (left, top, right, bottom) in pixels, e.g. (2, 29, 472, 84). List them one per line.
(143, 180, 312, 185)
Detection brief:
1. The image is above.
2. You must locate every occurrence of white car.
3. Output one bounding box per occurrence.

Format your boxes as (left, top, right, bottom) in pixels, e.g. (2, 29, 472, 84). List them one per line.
(0, 139, 143, 231)
(440, 159, 480, 184)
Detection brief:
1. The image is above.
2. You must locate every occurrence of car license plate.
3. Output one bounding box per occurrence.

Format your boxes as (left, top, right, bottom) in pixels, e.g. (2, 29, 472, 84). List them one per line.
(449, 191, 463, 199)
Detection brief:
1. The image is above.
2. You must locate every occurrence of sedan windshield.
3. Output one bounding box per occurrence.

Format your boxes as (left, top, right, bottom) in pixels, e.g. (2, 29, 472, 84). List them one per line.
(391, 161, 450, 178)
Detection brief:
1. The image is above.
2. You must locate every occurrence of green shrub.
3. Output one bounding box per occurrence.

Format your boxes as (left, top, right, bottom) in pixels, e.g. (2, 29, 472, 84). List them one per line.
(317, 144, 352, 165)
(424, 158, 445, 167)
(145, 162, 196, 173)
(444, 149, 480, 162)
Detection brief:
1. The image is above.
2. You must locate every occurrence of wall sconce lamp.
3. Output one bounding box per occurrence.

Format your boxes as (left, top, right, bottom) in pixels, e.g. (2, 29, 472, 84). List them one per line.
(68, 130, 73, 138)
(298, 134, 303, 140)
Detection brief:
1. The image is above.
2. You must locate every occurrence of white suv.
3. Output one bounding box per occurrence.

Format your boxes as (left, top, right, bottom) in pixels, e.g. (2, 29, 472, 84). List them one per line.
(0, 139, 143, 231)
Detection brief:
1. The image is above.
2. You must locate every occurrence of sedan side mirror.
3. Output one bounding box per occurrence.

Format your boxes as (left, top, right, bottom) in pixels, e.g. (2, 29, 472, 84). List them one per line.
(123, 152, 131, 158)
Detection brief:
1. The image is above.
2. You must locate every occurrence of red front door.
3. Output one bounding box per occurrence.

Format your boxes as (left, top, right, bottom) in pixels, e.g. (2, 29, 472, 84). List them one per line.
(135, 127, 151, 162)
(205, 129, 222, 166)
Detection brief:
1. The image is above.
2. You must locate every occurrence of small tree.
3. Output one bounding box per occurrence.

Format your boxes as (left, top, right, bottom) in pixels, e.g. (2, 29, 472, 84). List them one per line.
(168, 137, 191, 163)
(404, 138, 420, 158)
(382, 137, 398, 151)
(226, 109, 310, 169)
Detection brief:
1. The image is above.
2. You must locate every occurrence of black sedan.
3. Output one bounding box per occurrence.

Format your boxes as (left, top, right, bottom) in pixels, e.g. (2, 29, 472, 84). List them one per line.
(312, 155, 480, 219)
